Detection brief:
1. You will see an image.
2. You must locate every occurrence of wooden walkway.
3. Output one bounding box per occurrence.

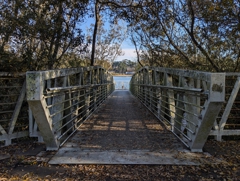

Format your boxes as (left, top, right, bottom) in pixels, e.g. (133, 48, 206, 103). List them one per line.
(49, 91, 213, 165)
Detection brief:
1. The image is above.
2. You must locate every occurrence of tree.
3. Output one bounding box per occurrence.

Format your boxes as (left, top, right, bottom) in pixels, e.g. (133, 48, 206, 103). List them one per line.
(0, 0, 89, 71)
(119, 60, 127, 74)
(90, 0, 101, 66)
(94, 20, 126, 69)
(130, 34, 143, 67)
(111, 60, 136, 73)
(89, 0, 137, 66)
(118, 0, 240, 72)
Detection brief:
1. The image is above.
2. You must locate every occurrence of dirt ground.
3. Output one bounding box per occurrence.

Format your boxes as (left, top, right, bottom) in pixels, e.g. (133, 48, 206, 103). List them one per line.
(0, 139, 239, 181)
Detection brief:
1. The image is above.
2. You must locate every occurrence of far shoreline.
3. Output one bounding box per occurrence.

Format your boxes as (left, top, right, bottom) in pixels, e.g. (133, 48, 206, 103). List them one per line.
(112, 74, 133, 77)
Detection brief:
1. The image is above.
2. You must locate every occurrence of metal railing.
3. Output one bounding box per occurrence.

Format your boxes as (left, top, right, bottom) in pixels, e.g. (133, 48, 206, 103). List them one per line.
(27, 66, 114, 150)
(210, 73, 240, 140)
(3, 66, 239, 150)
(130, 67, 225, 152)
(0, 72, 29, 146)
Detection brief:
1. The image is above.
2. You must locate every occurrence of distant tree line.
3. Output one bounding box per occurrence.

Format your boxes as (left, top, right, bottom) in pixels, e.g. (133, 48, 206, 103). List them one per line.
(112, 59, 136, 74)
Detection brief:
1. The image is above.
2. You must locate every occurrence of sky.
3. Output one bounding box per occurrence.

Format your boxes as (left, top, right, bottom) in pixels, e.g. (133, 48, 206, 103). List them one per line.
(80, 16, 137, 62)
(115, 40, 137, 62)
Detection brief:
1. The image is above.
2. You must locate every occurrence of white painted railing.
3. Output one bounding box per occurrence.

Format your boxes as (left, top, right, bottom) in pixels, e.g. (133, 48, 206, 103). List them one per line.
(130, 67, 225, 152)
(2, 66, 240, 150)
(26, 66, 114, 150)
(210, 73, 240, 141)
(0, 72, 29, 146)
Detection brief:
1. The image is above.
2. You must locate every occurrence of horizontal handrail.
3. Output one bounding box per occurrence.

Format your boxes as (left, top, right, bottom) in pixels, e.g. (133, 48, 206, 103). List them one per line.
(132, 83, 204, 93)
(46, 83, 113, 92)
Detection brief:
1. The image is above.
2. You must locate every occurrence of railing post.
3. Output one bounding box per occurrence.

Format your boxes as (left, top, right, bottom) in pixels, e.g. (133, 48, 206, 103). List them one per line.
(151, 69, 157, 114)
(85, 89, 90, 118)
(8, 80, 26, 141)
(183, 77, 199, 141)
(149, 70, 153, 111)
(51, 76, 67, 139)
(27, 72, 59, 150)
(174, 76, 184, 135)
(92, 68, 98, 111)
(140, 70, 144, 100)
(155, 71, 161, 119)
(189, 73, 225, 152)
(216, 76, 240, 141)
(63, 75, 76, 133)
(85, 70, 91, 118)
(164, 72, 176, 131)
(144, 68, 149, 105)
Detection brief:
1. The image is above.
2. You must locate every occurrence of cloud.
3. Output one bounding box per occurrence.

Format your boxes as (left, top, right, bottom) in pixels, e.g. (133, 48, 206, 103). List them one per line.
(116, 48, 137, 61)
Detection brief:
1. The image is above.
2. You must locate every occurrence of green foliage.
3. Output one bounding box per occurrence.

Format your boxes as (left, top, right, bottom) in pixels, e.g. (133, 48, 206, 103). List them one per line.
(59, 53, 91, 68)
(90, 20, 126, 64)
(0, 0, 89, 72)
(1, 0, 239, 72)
(88, 0, 126, 67)
(112, 59, 136, 74)
(118, 0, 240, 72)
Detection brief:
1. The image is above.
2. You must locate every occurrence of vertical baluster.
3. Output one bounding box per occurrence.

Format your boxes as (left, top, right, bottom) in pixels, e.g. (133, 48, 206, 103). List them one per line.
(174, 76, 185, 135)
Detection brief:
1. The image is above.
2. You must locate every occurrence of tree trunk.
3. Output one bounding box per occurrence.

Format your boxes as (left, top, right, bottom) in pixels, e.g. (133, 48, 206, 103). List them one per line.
(90, 0, 100, 66)
(131, 35, 143, 67)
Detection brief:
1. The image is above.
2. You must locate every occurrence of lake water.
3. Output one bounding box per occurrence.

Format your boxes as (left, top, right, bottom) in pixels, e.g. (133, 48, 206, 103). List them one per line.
(113, 76, 132, 90)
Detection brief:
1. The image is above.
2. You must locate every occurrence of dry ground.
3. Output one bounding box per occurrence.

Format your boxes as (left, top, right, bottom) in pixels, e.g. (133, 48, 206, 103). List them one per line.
(0, 140, 239, 181)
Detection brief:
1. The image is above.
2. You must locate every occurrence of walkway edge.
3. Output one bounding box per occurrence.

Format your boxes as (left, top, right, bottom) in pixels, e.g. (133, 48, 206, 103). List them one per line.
(49, 148, 212, 165)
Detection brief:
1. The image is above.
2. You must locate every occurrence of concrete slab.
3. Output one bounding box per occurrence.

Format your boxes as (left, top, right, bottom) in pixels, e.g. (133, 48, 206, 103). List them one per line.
(0, 154, 10, 160)
(36, 151, 56, 162)
(49, 148, 202, 165)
